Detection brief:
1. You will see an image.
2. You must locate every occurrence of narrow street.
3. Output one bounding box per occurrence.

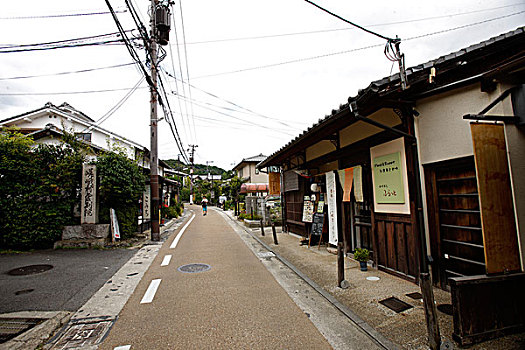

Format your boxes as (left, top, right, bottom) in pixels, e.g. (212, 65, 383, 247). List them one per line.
(96, 206, 381, 350)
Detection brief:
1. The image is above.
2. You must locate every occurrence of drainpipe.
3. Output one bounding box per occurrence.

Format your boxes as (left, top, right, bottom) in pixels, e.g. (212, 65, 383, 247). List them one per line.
(350, 101, 441, 349)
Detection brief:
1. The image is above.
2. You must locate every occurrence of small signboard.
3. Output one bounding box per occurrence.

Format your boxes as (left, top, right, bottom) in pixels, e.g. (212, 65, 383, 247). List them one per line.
(311, 212, 324, 236)
(110, 208, 120, 241)
(373, 151, 405, 204)
(302, 199, 314, 223)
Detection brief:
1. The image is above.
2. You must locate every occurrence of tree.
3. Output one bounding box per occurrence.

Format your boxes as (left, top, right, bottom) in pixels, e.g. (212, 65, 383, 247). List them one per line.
(96, 148, 146, 239)
(0, 128, 86, 249)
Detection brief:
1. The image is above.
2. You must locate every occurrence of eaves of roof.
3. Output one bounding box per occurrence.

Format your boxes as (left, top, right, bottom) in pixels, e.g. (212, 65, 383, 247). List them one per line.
(259, 26, 525, 169)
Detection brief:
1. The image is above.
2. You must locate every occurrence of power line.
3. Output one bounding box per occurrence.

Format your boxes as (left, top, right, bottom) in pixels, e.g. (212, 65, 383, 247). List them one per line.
(0, 86, 149, 96)
(161, 66, 304, 129)
(0, 9, 127, 20)
(170, 3, 194, 144)
(181, 3, 525, 45)
(0, 31, 131, 50)
(304, 0, 393, 41)
(0, 62, 137, 81)
(194, 10, 525, 79)
(177, 0, 198, 144)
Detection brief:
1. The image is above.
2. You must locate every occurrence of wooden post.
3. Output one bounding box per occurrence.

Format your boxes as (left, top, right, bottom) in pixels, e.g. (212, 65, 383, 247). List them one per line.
(337, 242, 345, 287)
(334, 170, 346, 288)
(271, 221, 278, 245)
(421, 272, 441, 349)
(260, 218, 265, 236)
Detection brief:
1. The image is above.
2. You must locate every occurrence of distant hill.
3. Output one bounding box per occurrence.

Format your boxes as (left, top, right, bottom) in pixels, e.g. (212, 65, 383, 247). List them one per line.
(164, 159, 226, 176)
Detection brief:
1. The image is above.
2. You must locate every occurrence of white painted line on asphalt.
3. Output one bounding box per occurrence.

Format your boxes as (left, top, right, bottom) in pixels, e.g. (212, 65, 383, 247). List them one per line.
(114, 346, 131, 350)
(161, 255, 172, 266)
(140, 279, 161, 304)
(170, 213, 195, 249)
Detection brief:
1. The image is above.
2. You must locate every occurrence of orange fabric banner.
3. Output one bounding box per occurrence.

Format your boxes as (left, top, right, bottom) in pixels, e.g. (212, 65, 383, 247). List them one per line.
(343, 168, 354, 202)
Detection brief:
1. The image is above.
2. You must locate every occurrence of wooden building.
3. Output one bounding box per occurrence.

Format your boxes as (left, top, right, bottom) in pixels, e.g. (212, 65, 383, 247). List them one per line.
(259, 27, 525, 344)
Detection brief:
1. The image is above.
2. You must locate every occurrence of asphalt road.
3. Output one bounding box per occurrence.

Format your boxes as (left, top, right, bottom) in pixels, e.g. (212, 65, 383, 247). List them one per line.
(99, 207, 334, 350)
(0, 248, 136, 314)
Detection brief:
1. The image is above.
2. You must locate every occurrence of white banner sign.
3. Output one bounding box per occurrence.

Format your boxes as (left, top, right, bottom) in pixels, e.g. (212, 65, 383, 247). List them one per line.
(326, 171, 338, 245)
(143, 186, 151, 220)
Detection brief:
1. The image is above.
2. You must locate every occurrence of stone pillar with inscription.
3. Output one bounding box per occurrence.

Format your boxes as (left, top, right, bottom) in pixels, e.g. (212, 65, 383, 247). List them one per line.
(81, 163, 97, 224)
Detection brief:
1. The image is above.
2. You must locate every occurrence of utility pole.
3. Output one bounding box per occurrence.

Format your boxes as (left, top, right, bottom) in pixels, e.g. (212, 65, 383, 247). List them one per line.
(188, 144, 197, 204)
(149, 0, 160, 241)
(148, 0, 171, 241)
(206, 160, 214, 204)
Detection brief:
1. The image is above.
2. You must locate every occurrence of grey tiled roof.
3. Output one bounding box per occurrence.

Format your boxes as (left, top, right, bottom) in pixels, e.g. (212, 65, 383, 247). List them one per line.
(259, 26, 525, 168)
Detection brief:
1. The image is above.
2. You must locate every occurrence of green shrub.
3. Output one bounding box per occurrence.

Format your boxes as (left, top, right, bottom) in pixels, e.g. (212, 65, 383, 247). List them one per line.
(353, 248, 370, 262)
(96, 149, 145, 239)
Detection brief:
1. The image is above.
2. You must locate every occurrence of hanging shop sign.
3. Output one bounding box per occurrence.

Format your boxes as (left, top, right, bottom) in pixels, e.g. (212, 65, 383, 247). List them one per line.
(373, 151, 405, 204)
(269, 172, 281, 195)
(353, 165, 363, 202)
(370, 138, 410, 214)
(326, 171, 338, 245)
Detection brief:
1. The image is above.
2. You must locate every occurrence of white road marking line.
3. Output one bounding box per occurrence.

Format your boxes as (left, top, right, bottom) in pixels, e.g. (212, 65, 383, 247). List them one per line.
(140, 279, 161, 304)
(161, 255, 172, 266)
(170, 213, 196, 249)
(114, 346, 131, 350)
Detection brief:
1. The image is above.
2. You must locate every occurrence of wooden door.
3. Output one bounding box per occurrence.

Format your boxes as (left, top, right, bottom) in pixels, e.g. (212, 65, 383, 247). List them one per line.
(425, 157, 485, 290)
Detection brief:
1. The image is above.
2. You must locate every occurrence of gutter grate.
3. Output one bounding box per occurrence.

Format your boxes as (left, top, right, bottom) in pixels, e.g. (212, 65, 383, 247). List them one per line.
(379, 297, 413, 313)
(0, 318, 44, 344)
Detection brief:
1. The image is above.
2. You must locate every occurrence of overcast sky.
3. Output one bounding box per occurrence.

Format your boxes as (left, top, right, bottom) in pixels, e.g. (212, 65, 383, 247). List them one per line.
(1, 1, 524, 170)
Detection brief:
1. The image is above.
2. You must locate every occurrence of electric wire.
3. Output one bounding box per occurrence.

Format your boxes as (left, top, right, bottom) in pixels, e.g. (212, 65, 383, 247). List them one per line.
(177, 0, 198, 143)
(0, 9, 127, 20)
(105, 0, 188, 162)
(94, 76, 145, 127)
(181, 3, 525, 45)
(170, 3, 194, 144)
(304, 0, 393, 41)
(0, 31, 131, 50)
(194, 10, 525, 79)
(167, 39, 190, 144)
(0, 62, 137, 81)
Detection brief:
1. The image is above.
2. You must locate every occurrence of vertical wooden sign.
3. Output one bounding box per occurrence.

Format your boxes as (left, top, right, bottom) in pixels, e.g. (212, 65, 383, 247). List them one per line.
(471, 123, 520, 274)
(269, 172, 281, 196)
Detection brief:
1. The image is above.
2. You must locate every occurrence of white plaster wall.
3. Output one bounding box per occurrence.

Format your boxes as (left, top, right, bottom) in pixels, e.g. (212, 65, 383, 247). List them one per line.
(416, 84, 507, 165)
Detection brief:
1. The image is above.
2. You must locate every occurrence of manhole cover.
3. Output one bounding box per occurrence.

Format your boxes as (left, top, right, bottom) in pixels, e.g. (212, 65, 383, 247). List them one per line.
(379, 297, 413, 313)
(52, 320, 114, 348)
(437, 303, 454, 316)
(0, 318, 44, 344)
(406, 292, 423, 300)
(7, 264, 53, 276)
(177, 263, 211, 274)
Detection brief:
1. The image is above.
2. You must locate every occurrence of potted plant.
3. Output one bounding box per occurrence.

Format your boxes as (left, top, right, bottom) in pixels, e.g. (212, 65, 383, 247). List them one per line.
(353, 248, 370, 271)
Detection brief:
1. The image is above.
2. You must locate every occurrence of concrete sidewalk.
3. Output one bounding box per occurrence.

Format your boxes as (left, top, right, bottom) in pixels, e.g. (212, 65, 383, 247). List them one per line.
(227, 210, 525, 350)
(98, 205, 383, 349)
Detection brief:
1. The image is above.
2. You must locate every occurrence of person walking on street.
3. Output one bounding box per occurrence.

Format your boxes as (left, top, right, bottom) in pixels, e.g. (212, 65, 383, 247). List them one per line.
(202, 197, 208, 216)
